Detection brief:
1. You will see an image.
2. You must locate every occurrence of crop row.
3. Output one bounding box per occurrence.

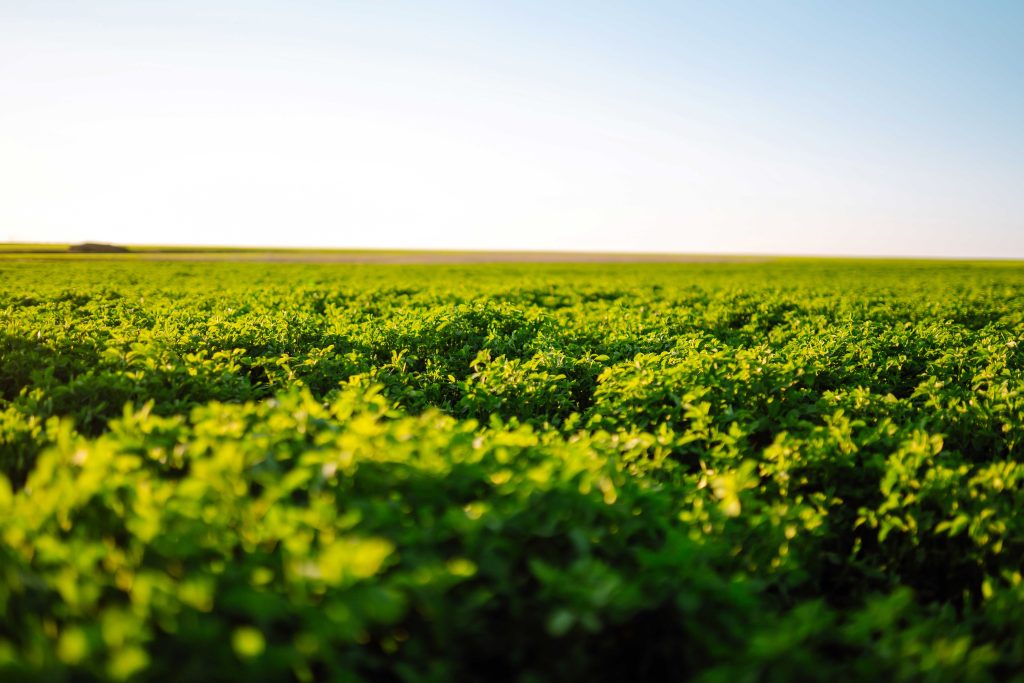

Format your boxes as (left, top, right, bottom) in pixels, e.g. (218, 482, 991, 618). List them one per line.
(1, 260, 1023, 681)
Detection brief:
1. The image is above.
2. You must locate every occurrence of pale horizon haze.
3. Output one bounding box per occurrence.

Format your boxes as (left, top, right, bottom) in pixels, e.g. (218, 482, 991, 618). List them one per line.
(2, 1, 1023, 258)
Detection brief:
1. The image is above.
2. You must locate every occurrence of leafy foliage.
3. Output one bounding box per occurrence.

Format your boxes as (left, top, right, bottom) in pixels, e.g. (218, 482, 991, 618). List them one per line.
(1, 259, 1023, 681)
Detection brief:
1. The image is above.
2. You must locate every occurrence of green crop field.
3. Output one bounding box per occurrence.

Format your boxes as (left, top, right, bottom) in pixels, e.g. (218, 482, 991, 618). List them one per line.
(2, 258, 1024, 681)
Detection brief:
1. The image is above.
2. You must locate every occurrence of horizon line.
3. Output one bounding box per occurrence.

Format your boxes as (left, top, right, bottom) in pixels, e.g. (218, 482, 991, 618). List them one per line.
(2, 240, 1023, 263)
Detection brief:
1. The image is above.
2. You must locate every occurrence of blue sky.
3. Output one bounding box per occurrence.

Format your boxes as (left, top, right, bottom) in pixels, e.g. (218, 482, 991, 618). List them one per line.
(2, 1, 1022, 256)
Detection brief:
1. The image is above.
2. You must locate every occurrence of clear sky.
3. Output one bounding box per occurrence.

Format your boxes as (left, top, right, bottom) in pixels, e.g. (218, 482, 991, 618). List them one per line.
(2, 1, 1022, 257)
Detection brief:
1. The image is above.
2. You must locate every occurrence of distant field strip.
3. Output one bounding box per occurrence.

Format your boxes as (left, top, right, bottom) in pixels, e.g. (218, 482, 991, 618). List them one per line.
(0, 247, 768, 263)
